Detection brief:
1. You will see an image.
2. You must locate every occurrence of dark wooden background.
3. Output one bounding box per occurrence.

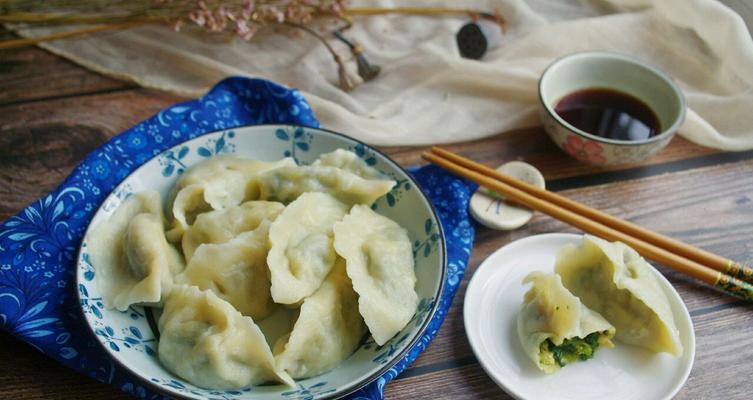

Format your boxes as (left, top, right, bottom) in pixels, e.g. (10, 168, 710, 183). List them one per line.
(2, 2, 753, 398)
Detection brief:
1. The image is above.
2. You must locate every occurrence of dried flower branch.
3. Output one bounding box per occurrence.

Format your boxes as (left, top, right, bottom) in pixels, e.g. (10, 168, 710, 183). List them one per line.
(0, 22, 146, 50)
(0, 3, 503, 39)
(0, 2, 504, 89)
(332, 29, 380, 81)
(284, 21, 358, 91)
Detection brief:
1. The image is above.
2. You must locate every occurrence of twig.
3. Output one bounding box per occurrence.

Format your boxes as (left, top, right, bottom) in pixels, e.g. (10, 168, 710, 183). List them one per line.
(0, 6, 501, 24)
(0, 6, 505, 55)
(331, 28, 381, 81)
(283, 21, 356, 91)
(283, 21, 338, 61)
(343, 6, 500, 21)
(0, 22, 146, 50)
(0, 13, 162, 24)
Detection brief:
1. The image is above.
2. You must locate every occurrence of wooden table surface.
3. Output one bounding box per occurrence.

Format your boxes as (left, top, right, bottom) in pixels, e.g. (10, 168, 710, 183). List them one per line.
(2, 3, 753, 399)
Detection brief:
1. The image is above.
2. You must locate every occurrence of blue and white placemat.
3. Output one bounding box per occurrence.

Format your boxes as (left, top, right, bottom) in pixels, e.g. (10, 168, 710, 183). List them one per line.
(0, 77, 476, 399)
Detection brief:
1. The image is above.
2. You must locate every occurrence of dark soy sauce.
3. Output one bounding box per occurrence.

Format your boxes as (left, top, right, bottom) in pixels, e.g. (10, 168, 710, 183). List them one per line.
(554, 88, 661, 141)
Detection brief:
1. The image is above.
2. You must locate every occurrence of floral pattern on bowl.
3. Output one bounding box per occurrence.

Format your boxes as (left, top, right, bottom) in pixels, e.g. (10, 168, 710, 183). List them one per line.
(539, 103, 676, 166)
(538, 52, 685, 166)
(76, 125, 447, 400)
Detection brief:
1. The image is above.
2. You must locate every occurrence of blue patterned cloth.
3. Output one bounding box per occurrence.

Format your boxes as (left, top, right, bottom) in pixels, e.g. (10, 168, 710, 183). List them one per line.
(0, 77, 475, 399)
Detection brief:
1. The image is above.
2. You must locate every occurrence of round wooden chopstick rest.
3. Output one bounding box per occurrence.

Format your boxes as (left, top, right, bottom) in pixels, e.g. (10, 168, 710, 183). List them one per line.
(422, 150, 753, 302)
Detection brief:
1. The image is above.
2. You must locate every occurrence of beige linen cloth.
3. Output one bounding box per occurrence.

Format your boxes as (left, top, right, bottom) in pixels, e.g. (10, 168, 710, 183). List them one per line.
(14, 0, 753, 150)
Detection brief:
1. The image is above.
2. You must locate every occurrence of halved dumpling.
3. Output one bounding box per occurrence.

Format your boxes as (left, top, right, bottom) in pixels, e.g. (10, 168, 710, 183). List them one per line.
(517, 272, 615, 373)
(555, 235, 683, 356)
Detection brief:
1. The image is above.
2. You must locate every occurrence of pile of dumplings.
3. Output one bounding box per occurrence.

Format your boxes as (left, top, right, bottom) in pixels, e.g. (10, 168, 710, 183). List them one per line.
(89, 149, 419, 389)
(518, 235, 683, 373)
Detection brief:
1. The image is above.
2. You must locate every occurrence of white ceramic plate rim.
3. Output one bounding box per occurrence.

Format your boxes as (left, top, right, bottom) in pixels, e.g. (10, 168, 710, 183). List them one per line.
(74, 124, 448, 400)
(463, 233, 695, 400)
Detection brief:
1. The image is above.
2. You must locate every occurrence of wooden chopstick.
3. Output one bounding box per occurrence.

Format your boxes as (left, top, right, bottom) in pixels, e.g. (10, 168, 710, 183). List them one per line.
(430, 147, 753, 285)
(422, 149, 753, 302)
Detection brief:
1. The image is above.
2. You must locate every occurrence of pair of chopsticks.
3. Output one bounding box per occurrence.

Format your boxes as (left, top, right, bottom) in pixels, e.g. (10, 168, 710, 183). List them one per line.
(422, 147, 753, 302)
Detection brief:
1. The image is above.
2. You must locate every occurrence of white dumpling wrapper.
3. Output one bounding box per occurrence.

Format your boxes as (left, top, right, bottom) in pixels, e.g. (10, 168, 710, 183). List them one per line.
(257, 163, 395, 205)
(90, 191, 183, 311)
(312, 149, 385, 180)
(167, 184, 212, 241)
(167, 156, 294, 236)
(517, 272, 615, 373)
(181, 200, 284, 262)
(273, 258, 366, 379)
(177, 220, 274, 320)
(267, 192, 348, 304)
(158, 285, 294, 389)
(555, 235, 683, 356)
(333, 205, 418, 345)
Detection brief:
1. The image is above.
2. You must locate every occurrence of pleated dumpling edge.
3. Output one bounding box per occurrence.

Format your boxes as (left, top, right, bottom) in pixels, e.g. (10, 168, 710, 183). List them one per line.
(555, 235, 683, 357)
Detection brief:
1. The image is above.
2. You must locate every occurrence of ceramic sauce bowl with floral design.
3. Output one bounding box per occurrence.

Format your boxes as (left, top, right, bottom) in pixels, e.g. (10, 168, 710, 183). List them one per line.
(538, 52, 685, 166)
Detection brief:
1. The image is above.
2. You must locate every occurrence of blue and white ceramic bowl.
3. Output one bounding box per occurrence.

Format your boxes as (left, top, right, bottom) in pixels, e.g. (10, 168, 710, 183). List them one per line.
(75, 125, 447, 400)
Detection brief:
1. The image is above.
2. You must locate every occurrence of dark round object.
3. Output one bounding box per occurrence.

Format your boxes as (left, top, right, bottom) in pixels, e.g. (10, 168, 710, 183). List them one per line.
(456, 22, 488, 60)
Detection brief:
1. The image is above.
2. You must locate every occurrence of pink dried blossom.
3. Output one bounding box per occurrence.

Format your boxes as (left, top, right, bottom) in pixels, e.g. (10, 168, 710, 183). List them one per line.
(188, 10, 205, 26)
(241, 0, 254, 20)
(235, 19, 257, 40)
(177, 1, 353, 39)
(268, 7, 285, 23)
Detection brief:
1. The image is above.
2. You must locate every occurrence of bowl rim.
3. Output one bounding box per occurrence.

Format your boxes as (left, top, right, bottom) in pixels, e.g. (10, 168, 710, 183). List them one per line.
(74, 123, 449, 400)
(538, 51, 687, 147)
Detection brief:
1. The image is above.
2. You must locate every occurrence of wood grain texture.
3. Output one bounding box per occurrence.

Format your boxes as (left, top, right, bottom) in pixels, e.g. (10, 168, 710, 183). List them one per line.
(385, 159, 753, 382)
(1, 1, 752, 399)
(0, 83, 723, 222)
(1, 117, 752, 400)
(384, 129, 719, 180)
(0, 334, 133, 400)
(0, 30, 135, 106)
(0, 89, 185, 220)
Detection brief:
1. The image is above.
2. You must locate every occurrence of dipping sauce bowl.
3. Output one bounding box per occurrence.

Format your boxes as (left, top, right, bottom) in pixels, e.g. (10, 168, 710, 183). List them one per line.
(538, 52, 686, 165)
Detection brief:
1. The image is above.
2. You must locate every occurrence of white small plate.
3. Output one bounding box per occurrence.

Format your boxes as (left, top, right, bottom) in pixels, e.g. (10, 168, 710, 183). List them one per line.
(464, 233, 695, 400)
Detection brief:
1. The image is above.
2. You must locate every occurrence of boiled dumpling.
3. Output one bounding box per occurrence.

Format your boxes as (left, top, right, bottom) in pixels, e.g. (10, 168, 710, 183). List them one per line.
(518, 272, 616, 373)
(312, 149, 385, 180)
(257, 163, 395, 205)
(158, 285, 294, 389)
(267, 192, 348, 304)
(181, 200, 284, 262)
(90, 191, 183, 311)
(555, 235, 683, 356)
(333, 205, 418, 345)
(273, 258, 367, 378)
(167, 184, 212, 242)
(167, 156, 294, 237)
(177, 220, 274, 320)
(170, 156, 295, 210)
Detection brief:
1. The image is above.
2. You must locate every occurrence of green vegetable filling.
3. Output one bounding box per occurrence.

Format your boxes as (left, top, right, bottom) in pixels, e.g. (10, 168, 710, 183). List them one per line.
(539, 332, 604, 368)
